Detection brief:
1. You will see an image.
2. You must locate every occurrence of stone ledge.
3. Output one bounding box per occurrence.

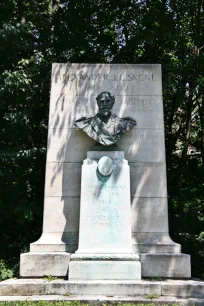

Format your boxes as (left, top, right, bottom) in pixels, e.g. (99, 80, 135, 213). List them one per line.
(71, 254, 140, 261)
(0, 279, 161, 296)
(0, 279, 203, 298)
(0, 295, 203, 306)
(161, 279, 204, 298)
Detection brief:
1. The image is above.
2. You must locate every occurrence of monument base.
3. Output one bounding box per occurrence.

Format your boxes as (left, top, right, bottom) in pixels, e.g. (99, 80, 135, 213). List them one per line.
(69, 254, 141, 280)
(140, 253, 191, 278)
(20, 252, 71, 277)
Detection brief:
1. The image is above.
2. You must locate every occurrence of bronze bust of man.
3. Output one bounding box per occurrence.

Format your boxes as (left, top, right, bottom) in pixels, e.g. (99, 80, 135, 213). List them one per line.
(74, 91, 136, 146)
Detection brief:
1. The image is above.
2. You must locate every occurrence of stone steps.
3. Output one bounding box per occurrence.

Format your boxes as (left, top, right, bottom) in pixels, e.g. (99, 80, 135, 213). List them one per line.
(0, 295, 204, 306)
(0, 279, 204, 304)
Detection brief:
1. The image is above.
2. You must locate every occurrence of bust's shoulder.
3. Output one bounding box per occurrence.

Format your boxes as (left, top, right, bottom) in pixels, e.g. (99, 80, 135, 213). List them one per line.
(74, 116, 95, 129)
(111, 113, 136, 125)
(122, 116, 137, 125)
(119, 116, 137, 132)
(75, 117, 89, 123)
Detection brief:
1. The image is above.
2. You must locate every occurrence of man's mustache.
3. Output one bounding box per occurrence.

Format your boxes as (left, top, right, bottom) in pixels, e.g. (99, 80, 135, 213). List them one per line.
(99, 106, 112, 109)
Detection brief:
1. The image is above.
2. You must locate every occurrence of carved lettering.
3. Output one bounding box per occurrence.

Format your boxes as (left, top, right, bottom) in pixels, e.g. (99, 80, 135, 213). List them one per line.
(57, 73, 157, 83)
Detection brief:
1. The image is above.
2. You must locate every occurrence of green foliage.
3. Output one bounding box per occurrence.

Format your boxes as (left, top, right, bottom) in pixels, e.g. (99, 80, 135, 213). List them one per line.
(0, 260, 13, 281)
(0, 0, 203, 280)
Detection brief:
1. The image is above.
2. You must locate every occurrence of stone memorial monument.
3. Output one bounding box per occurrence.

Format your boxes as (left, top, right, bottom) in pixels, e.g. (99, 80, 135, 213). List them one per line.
(20, 64, 191, 279)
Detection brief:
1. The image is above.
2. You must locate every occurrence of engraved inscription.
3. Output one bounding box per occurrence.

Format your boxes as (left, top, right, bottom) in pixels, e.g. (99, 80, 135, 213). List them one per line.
(81, 182, 126, 229)
(55, 73, 157, 94)
(57, 73, 157, 83)
(84, 184, 126, 198)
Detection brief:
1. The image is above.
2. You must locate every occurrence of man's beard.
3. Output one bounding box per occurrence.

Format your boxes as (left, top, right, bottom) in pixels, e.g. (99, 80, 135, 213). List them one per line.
(98, 108, 111, 117)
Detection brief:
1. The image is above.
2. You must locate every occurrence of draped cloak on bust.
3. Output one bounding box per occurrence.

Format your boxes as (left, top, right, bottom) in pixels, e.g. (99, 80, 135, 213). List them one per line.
(74, 112, 136, 146)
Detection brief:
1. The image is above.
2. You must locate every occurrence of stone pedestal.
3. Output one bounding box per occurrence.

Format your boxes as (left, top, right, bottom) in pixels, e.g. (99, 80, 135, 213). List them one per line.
(68, 151, 141, 280)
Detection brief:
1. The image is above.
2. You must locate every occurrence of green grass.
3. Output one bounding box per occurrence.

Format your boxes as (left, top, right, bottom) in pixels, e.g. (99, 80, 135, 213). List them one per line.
(0, 302, 183, 306)
(42, 276, 59, 282)
(144, 293, 160, 300)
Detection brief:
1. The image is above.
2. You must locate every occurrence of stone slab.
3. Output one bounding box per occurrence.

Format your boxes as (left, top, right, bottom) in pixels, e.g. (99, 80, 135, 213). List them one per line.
(69, 261, 141, 280)
(49, 95, 164, 129)
(76, 152, 132, 254)
(1, 278, 204, 299)
(45, 162, 167, 198)
(51, 63, 162, 96)
(20, 253, 71, 277)
(46, 128, 165, 163)
(0, 296, 204, 306)
(140, 253, 191, 278)
(131, 197, 168, 232)
(0, 279, 161, 296)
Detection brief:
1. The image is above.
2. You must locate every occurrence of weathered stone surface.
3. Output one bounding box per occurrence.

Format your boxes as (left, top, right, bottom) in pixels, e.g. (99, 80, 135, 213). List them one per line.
(140, 253, 191, 278)
(132, 233, 181, 253)
(44, 162, 167, 198)
(46, 128, 165, 163)
(46, 129, 95, 163)
(43, 197, 80, 233)
(1, 278, 204, 300)
(44, 163, 81, 197)
(69, 261, 141, 280)
(76, 152, 132, 254)
(71, 254, 140, 261)
(0, 296, 204, 305)
(0, 279, 162, 296)
(161, 279, 204, 298)
(49, 95, 164, 129)
(130, 163, 167, 197)
(131, 197, 168, 232)
(51, 63, 162, 96)
(30, 232, 78, 253)
(87, 151, 124, 160)
(20, 253, 71, 277)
